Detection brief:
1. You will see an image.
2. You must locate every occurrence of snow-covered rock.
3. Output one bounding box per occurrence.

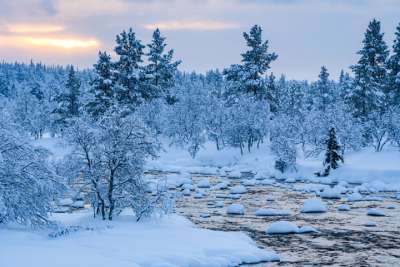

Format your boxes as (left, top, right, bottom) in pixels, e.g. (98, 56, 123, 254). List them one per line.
(230, 185, 247, 194)
(227, 204, 245, 215)
(320, 188, 342, 199)
(182, 183, 194, 191)
(242, 179, 256, 186)
(227, 170, 242, 179)
(194, 192, 204, 199)
(197, 179, 211, 188)
(215, 201, 224, 208)
(200, 213, 210, 218)
(259, 179, 274, 185)
(266, 197, 275, 202)
(337, 204, 351, 211)
(346, 192, 363, 202)
(228, 194, 241, 199)
(266, 221, 299, 234)
(183, 189, 191, 196)
(214, 181, 229, 190)
(364, 221, 377, 227)
(298, 225, 318, 233)
(255, 208, 292, 217)
(301, 199, 327, 213)
(386, 204, 396, 209)
(367, 208, 385, 217)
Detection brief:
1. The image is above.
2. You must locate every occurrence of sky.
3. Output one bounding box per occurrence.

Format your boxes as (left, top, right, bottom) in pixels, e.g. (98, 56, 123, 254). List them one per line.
(0, 0, 399, 80)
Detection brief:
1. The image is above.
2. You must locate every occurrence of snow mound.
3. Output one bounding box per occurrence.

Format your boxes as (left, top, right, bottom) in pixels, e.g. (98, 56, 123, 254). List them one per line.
(364, 221, 377, 227)
(301, 199, 327, 213)
(367, 208, 385, 217)
(346, 192, 363, 202)
(230, 185, 247, 194)
(337, 204, 351, 211)
(242, 179, 256, 186)
(266, 221, 299, 234)
(227, 204, 245, 215)
(320, 188, 342, 199)
(197, 179, 211, 188)
(255, 208, 292, 217)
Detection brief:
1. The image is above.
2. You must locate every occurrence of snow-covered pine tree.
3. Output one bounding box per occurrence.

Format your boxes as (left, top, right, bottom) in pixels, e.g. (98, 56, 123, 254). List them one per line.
(53, 66, 81, 130)
(145, 28, 180, 102)
(318, 127, 344, 177)
(314, 66, 331, 111)
(223, 25, 277, 100)
(86, 51, 115, 118)
(387, 22, 400, 104)
(351, 19, 389, 120)
(114, 28, 145, 107)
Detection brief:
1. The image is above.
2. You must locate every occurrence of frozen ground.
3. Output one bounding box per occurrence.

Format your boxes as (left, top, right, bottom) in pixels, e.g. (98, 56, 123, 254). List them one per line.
(0, 210, 278, 267)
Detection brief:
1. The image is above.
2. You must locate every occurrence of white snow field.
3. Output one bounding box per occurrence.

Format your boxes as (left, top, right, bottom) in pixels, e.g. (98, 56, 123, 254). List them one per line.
(0, 210, 279, 267)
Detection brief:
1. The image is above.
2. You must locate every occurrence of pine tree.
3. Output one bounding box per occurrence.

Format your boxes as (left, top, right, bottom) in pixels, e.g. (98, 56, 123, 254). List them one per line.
(223, 25, 277, 99)
(145, 28, 180, 101)
(318, 127, 343, 177)
(114, 28, 145, 106)
(315, 66, 331, 111)
(87, 51, 115, 117)
(387, 22, 400, 104)
(351, 19, 389, 119)
(54, 66, 81, 129)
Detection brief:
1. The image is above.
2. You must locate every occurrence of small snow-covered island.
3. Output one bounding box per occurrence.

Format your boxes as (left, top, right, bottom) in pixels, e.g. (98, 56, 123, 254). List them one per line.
(1, 1, 400, 266)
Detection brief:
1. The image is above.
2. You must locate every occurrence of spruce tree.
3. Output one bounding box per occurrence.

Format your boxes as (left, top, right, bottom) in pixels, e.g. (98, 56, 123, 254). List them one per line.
(387, 22, 400, 104)
(315, 66, 331, 111)
(114, 28, 145, 106)
(54, 66, 81, 129)
(87, 51, 115, 117)
(223, 25, 277, 99)
(318, 127, 343, 177)
(146, 28, 180, 101)
(351, 19, 389, 119)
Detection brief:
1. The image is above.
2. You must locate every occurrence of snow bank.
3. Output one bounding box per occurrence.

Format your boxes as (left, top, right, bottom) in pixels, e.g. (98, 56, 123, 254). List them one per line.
(0, 211, 279, 267)
(230, 185, 247, 194)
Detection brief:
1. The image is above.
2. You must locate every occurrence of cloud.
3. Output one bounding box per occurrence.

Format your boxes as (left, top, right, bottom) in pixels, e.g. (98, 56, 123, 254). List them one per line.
(6, 24, 64, 34)
(143, 20, 240, 31)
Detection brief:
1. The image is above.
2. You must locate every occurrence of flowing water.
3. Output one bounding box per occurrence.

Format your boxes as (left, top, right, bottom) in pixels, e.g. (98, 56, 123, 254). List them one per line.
(169, 173, 400, 266)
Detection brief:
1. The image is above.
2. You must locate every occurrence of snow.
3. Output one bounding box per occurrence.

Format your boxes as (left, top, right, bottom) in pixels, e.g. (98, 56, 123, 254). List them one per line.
(0, 211, 279, 267)
(337, 204, 351, 211)
(367, 208, 385, 217)
(226, 204, 245, 215)
(320, 187, 342, 199)
(255, 208, 292, 216)
(147, 142, 400, 192)
(197, 179, 211, 188)
(266, 221, 299, 234)
(364, 221, 377, 227)
(301, 199, 327, 213)
(230, 185, 247, 194)
(298, 225, 318, 233)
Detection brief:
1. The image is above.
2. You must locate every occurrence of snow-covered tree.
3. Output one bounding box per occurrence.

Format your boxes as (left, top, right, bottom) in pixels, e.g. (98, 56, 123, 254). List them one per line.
(317, 128, 344, 177)
(223, 25, 277, 100)
(387, 22, 400, 104)
(114, 28, 145, 107)
(86, 52, 115, 118)
(351, 19, 389, 120)
(53, 66, 81, 130)
(145, 28, 181, 101)
(66, 111, 159, 220)
(0, 116, 60, 226)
